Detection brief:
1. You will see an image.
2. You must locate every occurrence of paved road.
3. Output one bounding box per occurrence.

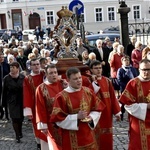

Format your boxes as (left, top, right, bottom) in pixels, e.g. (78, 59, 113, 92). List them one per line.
(0, 114, 129, 150)
(113, 114, 129, 150)
(0, 118, 37, 150)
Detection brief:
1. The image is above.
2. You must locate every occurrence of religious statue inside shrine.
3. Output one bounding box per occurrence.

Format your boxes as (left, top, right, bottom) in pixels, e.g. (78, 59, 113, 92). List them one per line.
(51, 6, 79, 58)
(50, 6, 89, 75)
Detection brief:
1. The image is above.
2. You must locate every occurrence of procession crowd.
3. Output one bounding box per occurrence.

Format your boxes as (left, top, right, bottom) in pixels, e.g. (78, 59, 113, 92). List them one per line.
(0, 32, 150, 150)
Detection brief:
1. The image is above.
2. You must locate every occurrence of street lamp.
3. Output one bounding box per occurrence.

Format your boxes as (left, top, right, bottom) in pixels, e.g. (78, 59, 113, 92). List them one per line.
(80, 15, 85, 44)
(117, 0, 130, 54)
(7, 11, 11, 19)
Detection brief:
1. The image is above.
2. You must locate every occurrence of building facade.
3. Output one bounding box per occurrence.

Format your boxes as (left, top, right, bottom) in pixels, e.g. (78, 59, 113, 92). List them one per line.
(0, 0, 149, 33)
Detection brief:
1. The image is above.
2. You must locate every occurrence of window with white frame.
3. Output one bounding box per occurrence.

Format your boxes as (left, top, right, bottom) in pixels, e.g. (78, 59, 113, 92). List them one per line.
(108, 7, 115, 21)
(133, 5, 140, 20)
(95, 8, 103, 22)
(46, 11, 54, 25)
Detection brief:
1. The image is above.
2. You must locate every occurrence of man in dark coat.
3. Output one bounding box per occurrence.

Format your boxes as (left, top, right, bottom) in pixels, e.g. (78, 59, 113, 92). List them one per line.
(34, 26, 40, 41)
(93, 39, 110, 77)
(46, 25, 51, 37)
(127, 36, 136, 64)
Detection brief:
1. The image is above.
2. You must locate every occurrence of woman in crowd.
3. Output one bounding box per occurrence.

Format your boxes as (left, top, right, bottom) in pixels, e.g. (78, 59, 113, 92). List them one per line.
(142, 39, 150, 60)
(1, 62, 25, 143)
(131, 41, 143, 75)
(26, 53, 36, 74)
(110, 45, 125, 98)
(84, 52, 96, 66)
(7, 54, 15, 64)
(82, 50, 89, 64)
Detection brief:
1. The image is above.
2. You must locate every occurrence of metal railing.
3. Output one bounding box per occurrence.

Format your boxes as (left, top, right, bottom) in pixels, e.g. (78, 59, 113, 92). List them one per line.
(128, 19, 150, 45)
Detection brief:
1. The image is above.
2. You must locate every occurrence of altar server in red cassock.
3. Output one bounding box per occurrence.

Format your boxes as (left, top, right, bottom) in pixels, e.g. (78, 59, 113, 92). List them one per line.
(23, 58, 45, 150)
(89, 60, 121, 150)
(35, 64, 68, 150)
(119, 59, 150, 150)
(50, 67, 105, 150)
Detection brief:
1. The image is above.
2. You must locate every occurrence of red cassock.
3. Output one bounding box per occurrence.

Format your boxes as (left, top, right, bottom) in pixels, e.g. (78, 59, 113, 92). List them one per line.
(82, 75, 91, 87)
(90, 76, 121, 150)
(23, 71, 46, 141)
(50, 86, 105, 150)
(35, 81, 64, 149)
(119, 77, 150, 150)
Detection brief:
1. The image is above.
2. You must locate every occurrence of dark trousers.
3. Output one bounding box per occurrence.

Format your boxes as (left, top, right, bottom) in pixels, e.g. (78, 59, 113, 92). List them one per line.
(3, 106, 9, 120)
(12, 118, 23, 140)
(0, 106, 4, 119)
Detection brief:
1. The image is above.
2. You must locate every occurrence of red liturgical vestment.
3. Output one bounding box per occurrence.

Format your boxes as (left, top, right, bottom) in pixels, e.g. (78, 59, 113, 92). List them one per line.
(35, 81, 63, 147)
(23, 71, 46, 141)
(90, 76, 121, 150)
(120, 77, 150, 150)
(50, 86, 105, 150)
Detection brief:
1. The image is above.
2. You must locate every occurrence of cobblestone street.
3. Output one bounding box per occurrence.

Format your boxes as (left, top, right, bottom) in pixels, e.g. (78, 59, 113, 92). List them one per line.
(0, 118, 37, 150)
(113, 114, 129, 150)
(0, 114, 129, 150)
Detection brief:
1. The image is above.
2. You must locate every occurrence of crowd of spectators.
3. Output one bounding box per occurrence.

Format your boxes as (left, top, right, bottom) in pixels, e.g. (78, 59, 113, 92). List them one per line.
(0, 30, 150, 150)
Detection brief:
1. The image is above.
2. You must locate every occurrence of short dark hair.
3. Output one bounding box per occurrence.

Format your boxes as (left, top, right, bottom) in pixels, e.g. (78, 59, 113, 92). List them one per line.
(9, 62, 20, 68)
(45, 64, 57, 73)
(30, 58, 39, 65)
(40, 57, 47, 64)
(89, 60, 101, 69)
(66, 67, 80, 79)
(121, 55, 130, 62)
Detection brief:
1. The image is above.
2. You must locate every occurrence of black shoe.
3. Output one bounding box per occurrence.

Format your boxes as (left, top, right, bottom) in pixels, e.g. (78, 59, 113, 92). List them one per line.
(37, 144, 41, 150)
(16, 137, 20, 143)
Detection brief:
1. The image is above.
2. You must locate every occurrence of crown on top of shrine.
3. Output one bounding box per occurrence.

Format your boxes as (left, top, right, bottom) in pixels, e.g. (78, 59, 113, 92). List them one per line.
(57, 6, 73, 18)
